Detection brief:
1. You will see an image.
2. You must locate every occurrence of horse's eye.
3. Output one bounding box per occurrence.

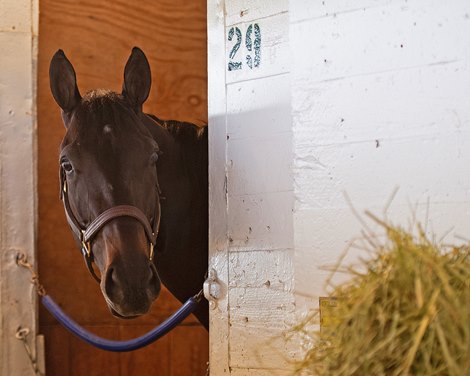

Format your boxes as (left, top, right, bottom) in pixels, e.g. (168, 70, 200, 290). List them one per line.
(150, 152, 159, 164)
(61, 161, 74, 173)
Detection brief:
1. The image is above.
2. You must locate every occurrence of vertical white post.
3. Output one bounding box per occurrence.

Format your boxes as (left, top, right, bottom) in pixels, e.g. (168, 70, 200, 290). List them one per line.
(208, 0, 296, 374)
(0, 0, 40, 374)
(208, 0, 231, 374)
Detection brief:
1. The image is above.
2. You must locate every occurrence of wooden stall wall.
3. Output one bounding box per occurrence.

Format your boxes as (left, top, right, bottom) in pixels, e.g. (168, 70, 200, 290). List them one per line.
(37, 1, 208, 375)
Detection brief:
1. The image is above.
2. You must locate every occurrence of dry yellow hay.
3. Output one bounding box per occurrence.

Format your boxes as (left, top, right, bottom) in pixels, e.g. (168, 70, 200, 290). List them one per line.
(293, 215, 470, 376)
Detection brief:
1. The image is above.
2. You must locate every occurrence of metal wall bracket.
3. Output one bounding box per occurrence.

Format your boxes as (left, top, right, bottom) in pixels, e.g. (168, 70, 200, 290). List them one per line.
(203, 268, 221, 310)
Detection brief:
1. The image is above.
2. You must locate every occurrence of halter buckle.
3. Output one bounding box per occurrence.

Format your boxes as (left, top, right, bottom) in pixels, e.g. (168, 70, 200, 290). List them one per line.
(149, 242, 154, 261)
(81, 241, 91, 258)
(81, 231, 91, 258)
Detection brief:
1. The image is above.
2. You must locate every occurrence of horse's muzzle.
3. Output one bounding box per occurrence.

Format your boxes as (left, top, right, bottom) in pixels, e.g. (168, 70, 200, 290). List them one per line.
(101, 261, 161, 318)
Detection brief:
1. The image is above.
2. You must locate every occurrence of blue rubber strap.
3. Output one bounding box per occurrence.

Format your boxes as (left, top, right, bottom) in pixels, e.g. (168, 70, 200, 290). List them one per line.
(41, 295, 199, 352)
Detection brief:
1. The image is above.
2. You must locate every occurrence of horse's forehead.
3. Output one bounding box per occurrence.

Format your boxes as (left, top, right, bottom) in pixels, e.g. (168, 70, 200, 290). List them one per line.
(73, 103, 146, 143)
(62, 113, 153, 161)
(67, 123, 137, 150)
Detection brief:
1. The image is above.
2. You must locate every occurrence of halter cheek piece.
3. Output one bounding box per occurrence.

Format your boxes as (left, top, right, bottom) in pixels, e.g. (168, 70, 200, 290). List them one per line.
(60, 168, 161, 283)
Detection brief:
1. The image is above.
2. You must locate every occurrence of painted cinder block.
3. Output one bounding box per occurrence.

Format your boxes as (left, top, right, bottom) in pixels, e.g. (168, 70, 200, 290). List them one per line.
(228, 286, 295, 369)
(230, 368, 293, 376)
(227, 135, 293, 196)
(229, 249, 294, 291)
(0, 0, 33, 33)
(292, 62, 470, 149)
(226, 75, 292, 202)
(291, 0, 470, 84)
(290, 0, 394, 23)
(226, 74, 291, 140)
(228, 191, 294, 251)
(226, 0, 288, 25)
(295, 133, 470, 210)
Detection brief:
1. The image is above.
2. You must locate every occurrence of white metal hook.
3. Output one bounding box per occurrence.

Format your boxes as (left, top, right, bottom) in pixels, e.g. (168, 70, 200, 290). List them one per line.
(203, 268, 221, 310)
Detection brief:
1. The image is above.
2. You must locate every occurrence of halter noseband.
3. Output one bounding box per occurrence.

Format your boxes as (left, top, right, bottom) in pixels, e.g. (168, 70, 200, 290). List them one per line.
(60, 170, 161, 283)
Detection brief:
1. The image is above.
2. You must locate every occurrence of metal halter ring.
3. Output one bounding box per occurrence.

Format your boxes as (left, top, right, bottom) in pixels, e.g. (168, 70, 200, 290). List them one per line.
(81, 231, 91, 258)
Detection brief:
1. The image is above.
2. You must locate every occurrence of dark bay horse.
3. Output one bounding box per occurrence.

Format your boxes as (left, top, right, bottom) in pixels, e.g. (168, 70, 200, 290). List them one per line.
(49, 47, 208, 329)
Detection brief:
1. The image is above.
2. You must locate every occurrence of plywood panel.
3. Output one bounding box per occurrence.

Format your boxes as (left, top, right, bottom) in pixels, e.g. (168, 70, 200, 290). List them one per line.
(170, 326, 210, 376)
(37, 0, 208, 374)
(40, 325, 71, 375)
(41, 325, 122, 376)
(68, 327, 121, 376)
(119, 326, 172, 376)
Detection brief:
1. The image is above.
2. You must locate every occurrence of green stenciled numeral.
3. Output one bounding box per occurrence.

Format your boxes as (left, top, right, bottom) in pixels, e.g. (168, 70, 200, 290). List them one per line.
(228, 24, 261, 72)
(228, 27, 242, 71)
(245, 24, 261, 69)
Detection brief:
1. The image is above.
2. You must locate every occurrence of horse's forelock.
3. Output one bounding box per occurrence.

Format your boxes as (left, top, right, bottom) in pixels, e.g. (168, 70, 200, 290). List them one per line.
(82, 89, 117, 104)
(75, 91, 135, 133)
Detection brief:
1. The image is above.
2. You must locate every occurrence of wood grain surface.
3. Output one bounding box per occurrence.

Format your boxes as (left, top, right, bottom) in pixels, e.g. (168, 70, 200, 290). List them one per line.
(37, 0, 208, 374)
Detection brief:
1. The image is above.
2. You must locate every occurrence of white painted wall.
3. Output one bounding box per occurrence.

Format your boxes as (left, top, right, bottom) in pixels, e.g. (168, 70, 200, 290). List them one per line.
(291, 0, 470, 310)
(0, 0, 40, 374)
(209, 0, 470, 374)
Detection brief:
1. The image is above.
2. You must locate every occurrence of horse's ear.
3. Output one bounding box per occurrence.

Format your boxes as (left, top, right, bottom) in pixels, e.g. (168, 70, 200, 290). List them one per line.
(49, 50, 81, 113)
(122, 47, 151, 112)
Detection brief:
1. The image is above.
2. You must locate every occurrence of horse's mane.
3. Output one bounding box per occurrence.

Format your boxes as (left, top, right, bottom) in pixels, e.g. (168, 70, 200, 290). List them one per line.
(146, 114, 208, 192)
(146, 114, 206, 145)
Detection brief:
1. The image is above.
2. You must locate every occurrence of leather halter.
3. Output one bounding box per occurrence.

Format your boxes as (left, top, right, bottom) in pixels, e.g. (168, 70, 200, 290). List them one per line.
(60, 168, 161, 283)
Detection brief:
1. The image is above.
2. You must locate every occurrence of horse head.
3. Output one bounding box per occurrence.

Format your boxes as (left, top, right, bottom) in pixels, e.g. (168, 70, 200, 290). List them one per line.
(49, 48, 163, 318)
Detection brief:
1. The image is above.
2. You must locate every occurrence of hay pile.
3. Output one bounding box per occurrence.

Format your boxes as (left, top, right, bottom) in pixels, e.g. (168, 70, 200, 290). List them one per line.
(295, 215, 470, 375)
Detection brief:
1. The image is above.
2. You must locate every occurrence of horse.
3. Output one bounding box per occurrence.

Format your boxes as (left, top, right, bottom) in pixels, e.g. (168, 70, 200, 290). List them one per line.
(48, 47, 209, 329)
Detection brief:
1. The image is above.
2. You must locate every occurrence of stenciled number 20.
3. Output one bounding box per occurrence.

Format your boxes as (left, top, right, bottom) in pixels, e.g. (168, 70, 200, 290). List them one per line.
(227, 24, 261, 71)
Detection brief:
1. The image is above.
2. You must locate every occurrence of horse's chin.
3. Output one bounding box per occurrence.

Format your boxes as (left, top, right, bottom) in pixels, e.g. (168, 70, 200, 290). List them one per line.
(104, 295, 153, 319)
(109, 306, 143, 320)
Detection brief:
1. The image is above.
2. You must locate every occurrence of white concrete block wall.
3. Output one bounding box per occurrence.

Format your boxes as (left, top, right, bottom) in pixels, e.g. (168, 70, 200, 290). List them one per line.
(290, 0, 470, 308)
(0, 0, 40, 374)
(209, 0, 470, 373)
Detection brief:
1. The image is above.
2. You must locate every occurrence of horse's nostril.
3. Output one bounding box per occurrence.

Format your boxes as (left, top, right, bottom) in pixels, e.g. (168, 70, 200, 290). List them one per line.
(110, 268, 121, 286)
(104, 267, 118, 297)
(148, 263, 161, 296)
(104, 266, 128, 303)
(104, 271, 111, 298)
(105, 267, 113, 283)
